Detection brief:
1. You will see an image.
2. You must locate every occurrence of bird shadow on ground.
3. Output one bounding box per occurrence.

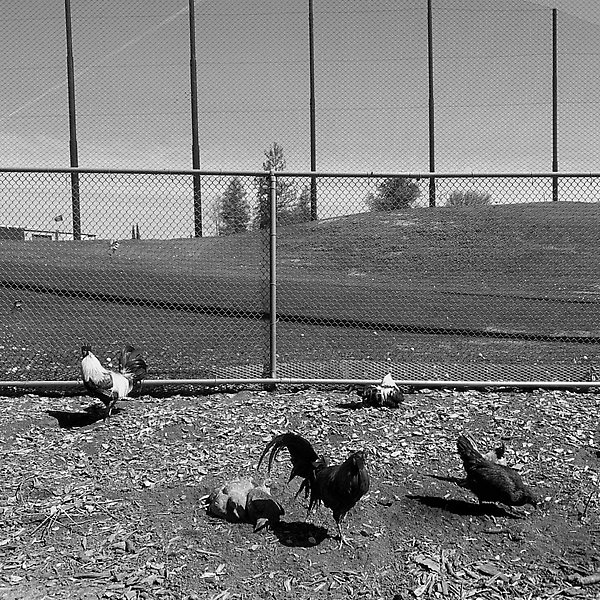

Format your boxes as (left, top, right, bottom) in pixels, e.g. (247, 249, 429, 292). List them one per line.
(406, 494, 521, 519)
(335, 400, 364, 410)
(271, 520, 329, 547)
(46, 405, 121, 429)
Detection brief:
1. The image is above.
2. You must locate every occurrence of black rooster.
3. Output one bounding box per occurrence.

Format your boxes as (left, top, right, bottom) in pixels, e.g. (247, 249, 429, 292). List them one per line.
(81, 344, 147, 423)
(457, 434, 539, 509)
(258, 432, 370, 547)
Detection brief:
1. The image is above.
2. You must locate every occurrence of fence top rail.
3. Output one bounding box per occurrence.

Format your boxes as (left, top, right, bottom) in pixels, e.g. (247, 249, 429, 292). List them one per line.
(2, 166, 600, 179)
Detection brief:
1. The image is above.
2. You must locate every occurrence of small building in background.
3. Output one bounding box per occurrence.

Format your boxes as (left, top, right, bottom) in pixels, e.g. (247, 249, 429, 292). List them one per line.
(0, 225, 95, 241)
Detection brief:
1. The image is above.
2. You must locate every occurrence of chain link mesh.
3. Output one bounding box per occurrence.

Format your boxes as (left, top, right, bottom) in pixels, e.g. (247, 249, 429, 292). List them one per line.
(1, 171, 600, 383)
(0, 172, 271, 381)
(2, 0, 600, 383)
(3, 1, 600, 172)
(273, 174, 600, 381)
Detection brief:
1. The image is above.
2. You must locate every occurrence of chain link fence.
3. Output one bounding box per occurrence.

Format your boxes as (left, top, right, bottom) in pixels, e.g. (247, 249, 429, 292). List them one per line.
(3, 0, 600, 384)
(1, 168, 600, 384)
(0, 169, 272, 382)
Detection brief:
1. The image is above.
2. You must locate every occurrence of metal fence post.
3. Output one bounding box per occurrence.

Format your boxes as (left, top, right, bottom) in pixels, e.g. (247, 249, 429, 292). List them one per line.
(269, 169, 277, 380)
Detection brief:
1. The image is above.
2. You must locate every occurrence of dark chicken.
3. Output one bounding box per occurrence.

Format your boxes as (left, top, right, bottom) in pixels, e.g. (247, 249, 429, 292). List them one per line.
(361, 373, 403, 408)
(462, 434, 507, 466)
(246, 483, 285, 532)
(81, 344, 147, 423)
(258, 432, 370, 547)
(457, 434, 538, 508)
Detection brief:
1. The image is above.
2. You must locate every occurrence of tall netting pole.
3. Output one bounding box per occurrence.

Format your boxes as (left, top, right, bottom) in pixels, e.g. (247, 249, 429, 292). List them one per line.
(552, 8, 558, 202)
(427, 0, 436, 207)
(64, 0, 81, 240)
(189, 0, 202, 236)
(308, 0, 318, 220)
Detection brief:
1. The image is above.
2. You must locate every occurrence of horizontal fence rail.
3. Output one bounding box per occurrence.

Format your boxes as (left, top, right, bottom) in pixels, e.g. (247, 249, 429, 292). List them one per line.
(1, 168, 600, 389)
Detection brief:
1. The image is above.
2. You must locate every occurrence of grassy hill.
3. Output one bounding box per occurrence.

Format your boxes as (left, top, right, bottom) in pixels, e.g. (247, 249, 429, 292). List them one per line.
(2, 201, 600, 380)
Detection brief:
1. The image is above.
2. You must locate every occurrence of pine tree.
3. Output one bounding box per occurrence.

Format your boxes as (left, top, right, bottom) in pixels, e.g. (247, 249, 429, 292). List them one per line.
(219, 177, 250, 235)
(254, 142, 297, 229)
(291, 184, 311, 224)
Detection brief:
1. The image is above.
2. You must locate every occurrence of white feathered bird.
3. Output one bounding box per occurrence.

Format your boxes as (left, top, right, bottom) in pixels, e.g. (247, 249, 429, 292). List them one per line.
(81, 344, 147, 422)
(362, 373, 404, 408)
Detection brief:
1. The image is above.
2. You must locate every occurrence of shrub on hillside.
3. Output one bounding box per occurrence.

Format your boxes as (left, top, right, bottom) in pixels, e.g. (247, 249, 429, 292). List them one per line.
(447, 189, 492, 207)
(367, 177, 421, 211)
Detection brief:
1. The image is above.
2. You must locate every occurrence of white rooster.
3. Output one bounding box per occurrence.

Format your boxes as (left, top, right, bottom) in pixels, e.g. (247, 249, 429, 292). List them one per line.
(81, 344, 147, 423)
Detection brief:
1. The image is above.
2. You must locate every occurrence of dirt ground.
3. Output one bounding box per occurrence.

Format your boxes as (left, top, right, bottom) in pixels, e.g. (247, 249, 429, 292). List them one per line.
(0, 387, 599, 600)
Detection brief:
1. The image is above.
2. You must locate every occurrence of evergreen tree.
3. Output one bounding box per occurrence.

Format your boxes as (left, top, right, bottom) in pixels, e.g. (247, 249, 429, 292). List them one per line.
(219, 177, 250, 235)
(291, 184, 312, 224)
(254, 142, 297, 229)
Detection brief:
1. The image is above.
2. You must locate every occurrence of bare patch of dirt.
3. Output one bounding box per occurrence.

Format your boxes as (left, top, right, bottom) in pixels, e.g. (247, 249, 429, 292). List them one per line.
(0, 388, 599, 599)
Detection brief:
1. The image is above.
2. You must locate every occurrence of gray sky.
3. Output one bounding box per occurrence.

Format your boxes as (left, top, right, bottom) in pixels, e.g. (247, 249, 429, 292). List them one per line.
(536, 0, 600, 24)
(1, 0, 600, 237)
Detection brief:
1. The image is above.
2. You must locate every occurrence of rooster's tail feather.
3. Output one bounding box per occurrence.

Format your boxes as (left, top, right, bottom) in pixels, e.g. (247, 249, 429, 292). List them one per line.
(118, 344, 147, 382)
(258, 432, 321, 483)
(457, 434, 486, 468)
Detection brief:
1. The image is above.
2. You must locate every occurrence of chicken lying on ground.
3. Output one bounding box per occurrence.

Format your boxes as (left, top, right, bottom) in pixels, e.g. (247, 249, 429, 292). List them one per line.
(457, 434, 539, 509)
(361, 373, 403, 408)
(208, 478, 255, 522)
(81, 344, 147, 423)
(207, 478, 284, 532)
(258, 432, 370, 547)
(246, 482, 285, 532)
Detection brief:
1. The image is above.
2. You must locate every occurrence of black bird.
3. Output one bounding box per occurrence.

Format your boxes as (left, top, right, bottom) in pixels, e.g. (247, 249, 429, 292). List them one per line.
(258, 432, 370, 547)
(457, 434, 539, 509)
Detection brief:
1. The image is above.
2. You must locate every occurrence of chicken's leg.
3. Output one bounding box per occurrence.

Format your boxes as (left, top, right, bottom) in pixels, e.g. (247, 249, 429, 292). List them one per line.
(104, 392, 118, 426)
(336, 518, 352, 548)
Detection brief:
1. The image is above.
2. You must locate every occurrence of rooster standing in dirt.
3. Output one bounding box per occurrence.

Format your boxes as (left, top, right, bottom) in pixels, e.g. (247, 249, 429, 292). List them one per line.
(457, 434, 539, 509)
(81, 344, 147, 423)
(258, 432, 370, 547)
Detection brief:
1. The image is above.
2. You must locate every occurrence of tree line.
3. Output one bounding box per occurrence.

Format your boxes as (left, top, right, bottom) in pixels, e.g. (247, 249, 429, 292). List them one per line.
(218, 142, 491, 235)
(218, 142, 311, 235)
